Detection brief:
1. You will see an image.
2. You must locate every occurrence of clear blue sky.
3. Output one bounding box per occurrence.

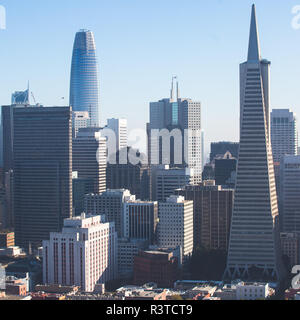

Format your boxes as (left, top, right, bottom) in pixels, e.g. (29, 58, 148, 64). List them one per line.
(1, 0, 300, 159)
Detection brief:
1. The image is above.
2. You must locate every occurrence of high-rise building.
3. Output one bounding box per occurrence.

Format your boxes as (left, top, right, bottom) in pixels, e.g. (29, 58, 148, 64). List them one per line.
(152, 165, 194, 202)
(106, 118, 128, 151)
(43, 214, 118, 292)
(11, 85, 30, 105)
(70, 30, 100, 127)
(72, 128, 107, 194)
(224, 5, 283, 281)
(210, 142, 239, 163)
(271, 109, 298, 163)
(157, 195, 193, 259)
(148, 79, 202, 183)
(118, 238, 148, 279)
(280, 155, 300, 233)
(84, 189, 135, 237)
(72, 172, 94, 216)
(72, 111, 90, 138)
(214, 152, 237, 188)
(280, 233, 299, 267)
(106, 147, 151, 201)
(123, 200, 158, 244)
(176, 181, 234, 251)
(13, 106, 73, 250)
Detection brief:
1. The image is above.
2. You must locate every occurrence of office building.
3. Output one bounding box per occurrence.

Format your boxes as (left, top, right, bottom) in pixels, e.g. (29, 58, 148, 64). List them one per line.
(70, 30, 100, 127)
(176, 181, 234, 251)
(84, 189, 135, 237)
(280, 233, 299, 267)
(13, 106, 72, 250)
(157, 196, 193, 259)
(271, 109, 298, 163)
(118, 238, 148, 279)
(280, 155, 300, 233)
(148, 78, 202, 183)
(152, 165, 194, 202)
(72, 111, 90, 138)
(73, 128, 107, 194)
(133, 250, 180, 288)
(106, 147, 151, 200)
(123, 200, 158, 244)
(43, 214, 118, 292)
(72, 172, 94, 216)
(224, 5, 283, 281)
(106, 118, 128, 151)
(210, 142, 239, 163)
(214, 152, 237, 188)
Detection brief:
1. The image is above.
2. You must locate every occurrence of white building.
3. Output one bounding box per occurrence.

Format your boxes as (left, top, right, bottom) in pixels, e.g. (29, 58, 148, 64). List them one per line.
(157, 196, 193, 259)
(152, 165, 194, 202)
(43, 214, 118, 293)
(72, 111, 90, 138)
(236, 282, 270, 300)
(271, 109, 298, 163)
(106, 118, 128, 151)
(84, 189, 135, 237)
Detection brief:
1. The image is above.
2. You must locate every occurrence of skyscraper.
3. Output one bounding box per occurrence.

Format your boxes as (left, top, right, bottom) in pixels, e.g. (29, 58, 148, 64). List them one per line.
(123, 200, 158, 244)
(148, 78, 202, 184)
(157, 195, 193, 260)
(106, 118, 128, 151)
(43, 214, 118, 292)
(271, 109, 298, 163)
(176, 181, 234, 251)
(280, 155, 300, 233)
(13, 106, 73, 250)
(70, 30, 100, 127)
(224, 5, 283, 281)
(72, 128, 107, 194)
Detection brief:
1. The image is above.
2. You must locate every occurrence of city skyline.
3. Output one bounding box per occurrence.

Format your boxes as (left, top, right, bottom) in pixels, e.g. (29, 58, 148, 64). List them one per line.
(1, 1, 300, 158)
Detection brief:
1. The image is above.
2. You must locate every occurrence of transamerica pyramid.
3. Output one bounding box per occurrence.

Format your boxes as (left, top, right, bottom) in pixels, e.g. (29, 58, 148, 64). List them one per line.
(224, 4, 284, 281)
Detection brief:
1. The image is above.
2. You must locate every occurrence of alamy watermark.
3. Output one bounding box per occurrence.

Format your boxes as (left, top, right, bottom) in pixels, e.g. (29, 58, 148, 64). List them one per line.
(292, 5, 300, 30)
(96, 128, 203, 167)
(0, 5, 6, 30)
(291, 265, 300, 290)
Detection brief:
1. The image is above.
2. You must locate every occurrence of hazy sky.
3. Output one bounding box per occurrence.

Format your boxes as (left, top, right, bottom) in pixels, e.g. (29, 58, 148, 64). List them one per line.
(1, 0, 300, 159)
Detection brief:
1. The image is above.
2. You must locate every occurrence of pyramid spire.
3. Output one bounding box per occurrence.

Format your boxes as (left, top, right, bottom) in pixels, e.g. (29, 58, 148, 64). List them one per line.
(247, 4, 261, 61)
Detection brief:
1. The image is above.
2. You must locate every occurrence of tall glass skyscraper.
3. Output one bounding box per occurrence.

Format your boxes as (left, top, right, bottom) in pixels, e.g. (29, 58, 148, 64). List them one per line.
(70, 29, 100, 127)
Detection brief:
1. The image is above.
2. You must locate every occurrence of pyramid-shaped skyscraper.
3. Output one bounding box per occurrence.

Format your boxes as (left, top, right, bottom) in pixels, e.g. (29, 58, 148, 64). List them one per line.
(224, 5, 283, 281)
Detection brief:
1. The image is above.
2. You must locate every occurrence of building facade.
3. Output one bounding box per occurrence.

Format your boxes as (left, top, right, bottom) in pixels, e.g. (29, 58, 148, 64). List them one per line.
(84, 189, 135, 237)
(157, 196, 193, 259)
(224, 5, 283, 281)
(271, 109, 298, 163)
(176, 181, 234, 251)
(70, 30, 100, 127)
(43, 214, 118, 293)
(123, 200, 158, 244)
(148, 79, 202, 184)
(73, 128, 107, 194)
(280, 155, 300, 233)
(152, 165, 194, 202)
(13, 106, 73, 250)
